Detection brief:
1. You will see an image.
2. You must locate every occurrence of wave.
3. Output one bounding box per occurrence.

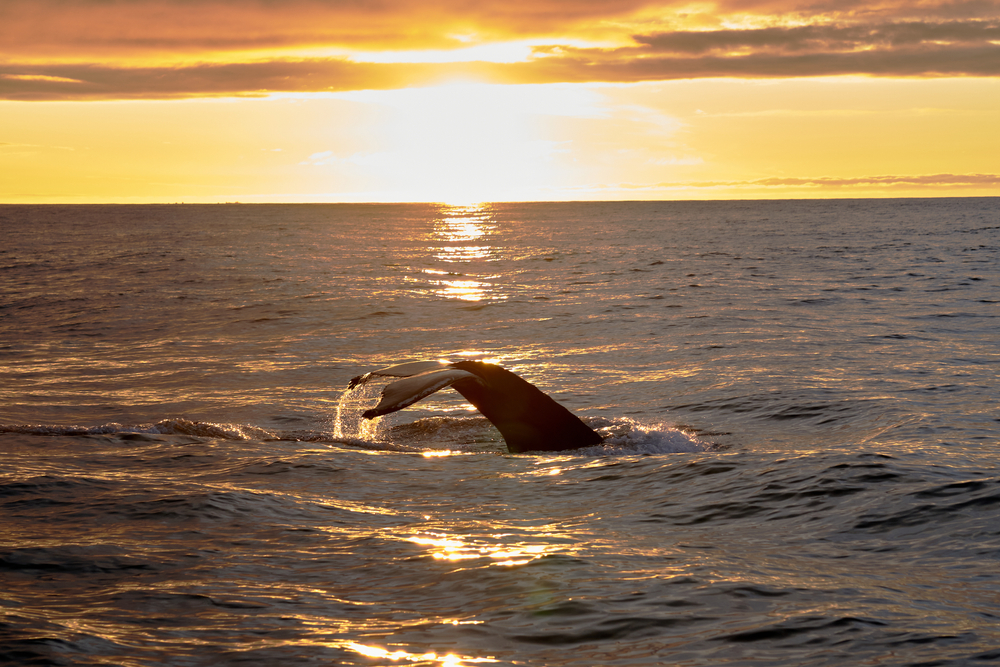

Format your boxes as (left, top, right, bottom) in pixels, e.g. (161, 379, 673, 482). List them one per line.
(586, 417, 711, 454)
(1, 414, 710, 455)
(353, 414, 711, 455)
(0, 418, 278, 441)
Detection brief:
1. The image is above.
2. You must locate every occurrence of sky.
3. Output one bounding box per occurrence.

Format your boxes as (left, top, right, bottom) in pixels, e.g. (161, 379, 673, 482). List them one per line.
(1, 0, 998, 203)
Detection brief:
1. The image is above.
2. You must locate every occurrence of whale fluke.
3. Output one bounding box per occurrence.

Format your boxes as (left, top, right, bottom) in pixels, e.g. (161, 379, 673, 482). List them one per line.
(349, 360, 603, 453)
(349, 360, 453, 390)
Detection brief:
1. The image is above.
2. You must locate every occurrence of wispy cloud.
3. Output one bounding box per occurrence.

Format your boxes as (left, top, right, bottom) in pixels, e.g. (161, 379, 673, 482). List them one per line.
(677, 173, 1000, 188)
(2, 73, 86, 84)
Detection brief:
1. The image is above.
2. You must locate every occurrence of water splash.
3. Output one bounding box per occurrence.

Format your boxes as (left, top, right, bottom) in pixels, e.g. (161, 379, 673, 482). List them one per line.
(333, 382, 385, 441)
(585, 417, 710, 454)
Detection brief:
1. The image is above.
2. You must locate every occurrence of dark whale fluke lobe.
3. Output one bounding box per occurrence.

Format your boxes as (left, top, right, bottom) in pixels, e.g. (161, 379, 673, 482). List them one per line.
(350, 360, 603, 453)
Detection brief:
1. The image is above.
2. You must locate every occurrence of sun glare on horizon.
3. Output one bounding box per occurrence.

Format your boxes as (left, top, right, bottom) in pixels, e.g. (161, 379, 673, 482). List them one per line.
(2, 79, 998, 203)
(329, 81, 583, 204)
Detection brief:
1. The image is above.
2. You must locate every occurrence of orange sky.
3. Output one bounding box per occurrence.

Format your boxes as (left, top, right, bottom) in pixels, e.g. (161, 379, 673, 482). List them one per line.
(2, 0, 998, 202)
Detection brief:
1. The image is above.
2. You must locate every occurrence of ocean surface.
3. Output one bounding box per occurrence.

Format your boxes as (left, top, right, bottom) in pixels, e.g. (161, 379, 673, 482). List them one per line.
(1, 199, 998, 666)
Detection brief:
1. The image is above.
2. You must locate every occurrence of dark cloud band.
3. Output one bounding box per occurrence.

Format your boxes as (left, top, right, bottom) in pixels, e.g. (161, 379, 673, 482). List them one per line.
(4, 41, 999, 100)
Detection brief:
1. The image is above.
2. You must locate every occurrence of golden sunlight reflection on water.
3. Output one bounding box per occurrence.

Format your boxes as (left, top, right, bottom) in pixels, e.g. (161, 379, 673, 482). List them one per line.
(424, 204, 505, 302)
(406, 534, 554, 566)
(338, 641, 497, 666)
(401, 521, 576, 567)
(421, 270, 496, 302)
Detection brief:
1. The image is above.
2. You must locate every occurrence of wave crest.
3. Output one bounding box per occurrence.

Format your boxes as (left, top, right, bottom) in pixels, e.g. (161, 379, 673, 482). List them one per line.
(0, 419, 276, 441)
(585, 417, 710, 454)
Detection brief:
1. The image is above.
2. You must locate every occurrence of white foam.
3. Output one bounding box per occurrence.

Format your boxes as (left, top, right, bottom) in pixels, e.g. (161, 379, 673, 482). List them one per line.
(581, 417, 710, 455)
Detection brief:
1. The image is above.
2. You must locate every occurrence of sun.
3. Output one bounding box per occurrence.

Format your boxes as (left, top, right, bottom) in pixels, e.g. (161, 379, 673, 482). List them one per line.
(336, 81, 570, 202)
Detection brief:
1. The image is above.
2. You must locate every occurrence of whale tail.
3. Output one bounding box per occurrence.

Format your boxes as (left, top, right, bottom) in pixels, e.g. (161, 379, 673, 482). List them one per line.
(349, 360, 603, 453)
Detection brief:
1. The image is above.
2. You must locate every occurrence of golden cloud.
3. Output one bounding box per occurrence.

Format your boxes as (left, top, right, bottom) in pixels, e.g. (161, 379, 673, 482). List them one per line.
(657, 174, 1000, 190)
(1, 0, 998, 99)
(0, 0, 651, 58)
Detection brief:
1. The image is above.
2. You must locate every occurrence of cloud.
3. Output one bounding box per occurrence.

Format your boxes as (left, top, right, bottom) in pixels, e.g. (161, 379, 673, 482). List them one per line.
(4, 0, 999, 61)
(520, 41, 1000, 82)
(1, 1, 998, 99)
(3, 41, 998, 100)
(0, 0, 652, 58)
(2, 74, 86, 84)
(0, 60, 509, 100)
(632, 21, 1000, 55)
(677, 173, 1000, 188)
